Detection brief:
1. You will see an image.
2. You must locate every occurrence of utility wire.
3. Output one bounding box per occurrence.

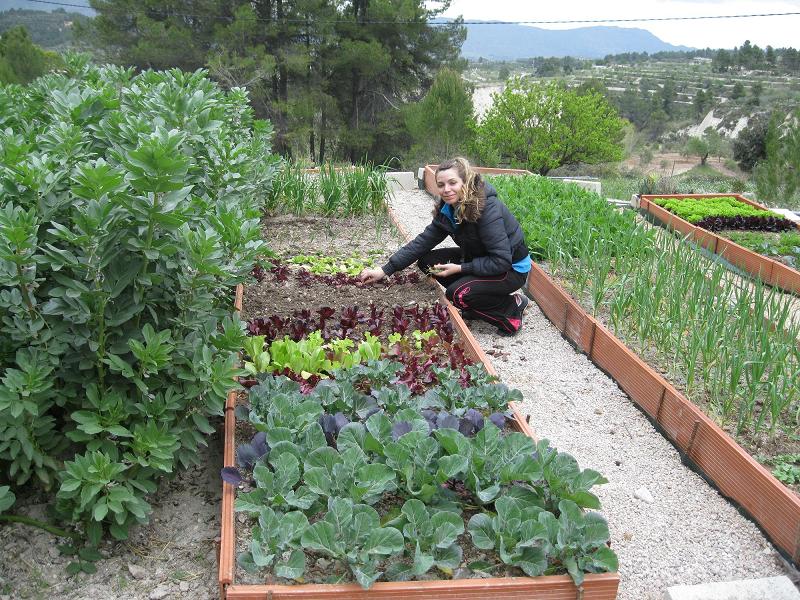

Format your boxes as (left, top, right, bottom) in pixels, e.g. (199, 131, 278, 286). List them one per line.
(17, 0, 800, 26)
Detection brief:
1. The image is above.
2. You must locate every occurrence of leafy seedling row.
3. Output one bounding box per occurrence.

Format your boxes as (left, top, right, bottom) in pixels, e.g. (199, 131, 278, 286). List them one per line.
(652, 196, 795, 232)
(253, 259, 422, 289)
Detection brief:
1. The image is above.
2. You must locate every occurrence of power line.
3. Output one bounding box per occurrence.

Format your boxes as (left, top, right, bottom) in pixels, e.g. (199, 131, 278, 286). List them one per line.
(17, 0, 800, 26)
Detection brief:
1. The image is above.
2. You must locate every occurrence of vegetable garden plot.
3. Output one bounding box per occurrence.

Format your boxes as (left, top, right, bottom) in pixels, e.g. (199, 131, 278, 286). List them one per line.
(491, 177, 800, 481)
(721, 230, 800, 271)
(639, 194, 800, 296)
(219, 215, 620, 598)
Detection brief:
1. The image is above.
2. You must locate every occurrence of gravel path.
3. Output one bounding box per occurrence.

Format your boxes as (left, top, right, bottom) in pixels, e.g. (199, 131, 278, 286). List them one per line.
(388, 189, 795, 600)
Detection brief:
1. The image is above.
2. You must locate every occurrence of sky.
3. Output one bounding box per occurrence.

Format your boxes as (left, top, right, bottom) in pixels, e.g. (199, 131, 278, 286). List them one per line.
(437, 0, 800, 50)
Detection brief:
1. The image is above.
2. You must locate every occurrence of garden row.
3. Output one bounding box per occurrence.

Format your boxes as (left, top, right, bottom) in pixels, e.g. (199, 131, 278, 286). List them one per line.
(422, 166, 800, 566)
(218, 215, 620, 598)
(265, 162, 393, 217)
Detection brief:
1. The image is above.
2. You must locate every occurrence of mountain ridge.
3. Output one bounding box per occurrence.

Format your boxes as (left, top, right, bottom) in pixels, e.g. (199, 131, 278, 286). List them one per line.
(452, 21, 694, 59)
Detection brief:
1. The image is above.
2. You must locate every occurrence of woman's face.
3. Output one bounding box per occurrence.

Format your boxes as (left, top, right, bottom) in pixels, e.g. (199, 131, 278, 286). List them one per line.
(436, 168, 464, 205)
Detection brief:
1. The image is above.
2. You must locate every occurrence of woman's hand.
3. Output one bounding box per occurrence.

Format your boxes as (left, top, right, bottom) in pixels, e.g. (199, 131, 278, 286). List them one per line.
(430, 263, 462, 278)
(359, 267, 386, 284)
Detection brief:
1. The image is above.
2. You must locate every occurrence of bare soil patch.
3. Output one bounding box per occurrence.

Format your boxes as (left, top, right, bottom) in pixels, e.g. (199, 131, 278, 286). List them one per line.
(625, 152, 740, 178)
(243, 215, 440, 321)
(0, 431, 224, 600)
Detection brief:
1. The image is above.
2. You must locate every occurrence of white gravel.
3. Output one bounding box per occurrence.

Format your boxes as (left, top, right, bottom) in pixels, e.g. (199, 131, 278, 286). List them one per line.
(387, 189, 796, 600)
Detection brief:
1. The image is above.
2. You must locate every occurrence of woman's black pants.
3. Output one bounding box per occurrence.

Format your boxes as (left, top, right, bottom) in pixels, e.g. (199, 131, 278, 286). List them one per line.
(417, 248, 528, 334)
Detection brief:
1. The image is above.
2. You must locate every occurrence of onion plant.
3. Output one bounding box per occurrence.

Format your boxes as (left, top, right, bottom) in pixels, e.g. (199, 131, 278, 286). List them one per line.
(266, 162, 390, 218)
(490, 174, 800, 442)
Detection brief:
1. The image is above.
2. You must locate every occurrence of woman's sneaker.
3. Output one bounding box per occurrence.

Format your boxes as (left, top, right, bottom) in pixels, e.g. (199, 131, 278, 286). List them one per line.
(497, 293, 530, 336)
(460, 309, 479, 321)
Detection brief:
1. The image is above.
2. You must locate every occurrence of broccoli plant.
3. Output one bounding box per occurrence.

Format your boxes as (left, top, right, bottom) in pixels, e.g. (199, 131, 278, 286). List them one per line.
(385, 499, 464, 579)
(300, 497, 404, 589)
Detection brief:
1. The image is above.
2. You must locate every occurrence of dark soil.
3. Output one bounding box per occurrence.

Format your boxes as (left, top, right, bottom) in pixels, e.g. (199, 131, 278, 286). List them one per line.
(244, 215, 440, 321)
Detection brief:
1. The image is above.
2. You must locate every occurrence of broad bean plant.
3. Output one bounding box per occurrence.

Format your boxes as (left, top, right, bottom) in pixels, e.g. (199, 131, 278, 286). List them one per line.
(0, 55, 277, 547)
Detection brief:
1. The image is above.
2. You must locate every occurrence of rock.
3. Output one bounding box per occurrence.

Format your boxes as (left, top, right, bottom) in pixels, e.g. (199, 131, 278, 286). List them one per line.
(149, 587, 170, 600)
(453, 568, 471, 579)
(205, 547, 217, 564)
(634, 486, 654, 504)
(594, 408, 604, 415)
(315, 558, 330, 570)
(237, 514, 247, 524)
(48, 546, 60, 559)
(128, 563, 148, 580)
(179, 581, 190, 592)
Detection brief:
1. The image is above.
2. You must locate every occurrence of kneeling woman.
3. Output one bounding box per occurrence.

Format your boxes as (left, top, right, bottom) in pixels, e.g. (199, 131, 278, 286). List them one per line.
(359, 157, 531, 336)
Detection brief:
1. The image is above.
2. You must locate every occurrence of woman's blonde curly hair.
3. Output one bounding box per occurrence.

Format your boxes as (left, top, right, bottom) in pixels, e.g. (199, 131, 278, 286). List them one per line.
(435, 157, 485, 223)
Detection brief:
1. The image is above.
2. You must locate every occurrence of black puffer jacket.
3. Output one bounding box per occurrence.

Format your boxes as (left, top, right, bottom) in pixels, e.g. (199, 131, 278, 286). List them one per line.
(382, 183, 528, 277)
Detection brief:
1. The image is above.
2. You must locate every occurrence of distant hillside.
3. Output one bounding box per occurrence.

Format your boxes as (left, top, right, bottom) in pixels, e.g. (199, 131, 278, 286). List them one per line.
(2, 1, 95, 17)
(459, 23, 693, 60)
(0, 8, 91, 49)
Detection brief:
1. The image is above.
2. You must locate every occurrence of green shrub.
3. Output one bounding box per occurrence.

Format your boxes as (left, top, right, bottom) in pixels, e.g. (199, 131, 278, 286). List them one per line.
(0, 61, 276, 543)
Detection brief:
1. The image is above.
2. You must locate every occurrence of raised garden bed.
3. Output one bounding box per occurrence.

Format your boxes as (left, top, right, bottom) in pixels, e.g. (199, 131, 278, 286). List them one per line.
(526, 259, 800, 567)
(639, 193, 800, 295)
(217, 214, 620, 599)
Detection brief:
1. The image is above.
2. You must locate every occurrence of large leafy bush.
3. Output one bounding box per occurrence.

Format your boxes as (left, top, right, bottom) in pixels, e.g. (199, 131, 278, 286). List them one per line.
(0, 55, 276, 543)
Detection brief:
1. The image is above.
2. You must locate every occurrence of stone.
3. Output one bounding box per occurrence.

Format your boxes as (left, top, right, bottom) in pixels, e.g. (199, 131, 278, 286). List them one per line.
(453, 568, 471, 579)
(179, 581, 190, 592)
(128, 563, 148, 580)
(386, 172, 416, 192)
(665, 576, 800, 600)
(315, 558, 330, 570)
(149, 587, 170, 600)
(205, 548, 217, 564)
(634, 486, 654, 503)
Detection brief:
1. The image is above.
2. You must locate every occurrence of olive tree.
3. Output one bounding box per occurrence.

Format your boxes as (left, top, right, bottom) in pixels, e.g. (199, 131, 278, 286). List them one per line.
(472, 79, 625, 175)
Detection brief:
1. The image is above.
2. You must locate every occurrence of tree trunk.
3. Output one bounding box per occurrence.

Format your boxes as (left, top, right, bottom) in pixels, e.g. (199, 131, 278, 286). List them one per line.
(319, 112, 326, 164)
